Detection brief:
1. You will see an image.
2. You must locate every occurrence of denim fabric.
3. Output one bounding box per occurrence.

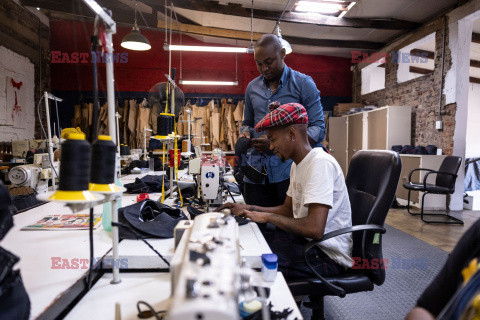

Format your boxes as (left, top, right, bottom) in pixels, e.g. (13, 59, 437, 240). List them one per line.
(243, 66, 326, 184)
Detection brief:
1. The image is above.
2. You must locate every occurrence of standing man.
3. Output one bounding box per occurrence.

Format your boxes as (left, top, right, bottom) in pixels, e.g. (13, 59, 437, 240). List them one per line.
(242, 34, 325, 207)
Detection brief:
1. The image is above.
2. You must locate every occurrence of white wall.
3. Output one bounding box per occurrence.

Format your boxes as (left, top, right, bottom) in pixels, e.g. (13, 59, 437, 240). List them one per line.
(466, 82, 480, 158)
(0, 46, 35, 141)
(361, 62, 385, 95)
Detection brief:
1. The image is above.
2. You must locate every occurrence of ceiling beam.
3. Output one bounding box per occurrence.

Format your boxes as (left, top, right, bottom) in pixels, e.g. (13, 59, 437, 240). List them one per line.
(156, 20, 385, 50)
(144, 0, 420, 30)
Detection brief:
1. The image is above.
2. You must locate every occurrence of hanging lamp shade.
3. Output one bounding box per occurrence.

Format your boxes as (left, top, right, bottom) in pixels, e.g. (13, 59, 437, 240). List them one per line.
(121, 25, 151, 51)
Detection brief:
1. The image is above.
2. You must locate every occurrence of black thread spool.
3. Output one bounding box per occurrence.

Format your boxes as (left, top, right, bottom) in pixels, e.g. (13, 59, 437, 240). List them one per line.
(90, 136, 116, 185)
(157, 114, 171, 137)
(58, 134, 91, 191)
(169, 114, 174, 135)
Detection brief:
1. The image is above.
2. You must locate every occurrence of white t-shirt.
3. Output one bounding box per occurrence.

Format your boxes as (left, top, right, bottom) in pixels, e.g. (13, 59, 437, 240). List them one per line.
(286, 148, 353, 268)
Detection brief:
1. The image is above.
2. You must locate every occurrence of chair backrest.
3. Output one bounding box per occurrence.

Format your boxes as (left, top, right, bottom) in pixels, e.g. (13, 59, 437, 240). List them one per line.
(436, 156, 462, 190)
(345, 150, 401, 286)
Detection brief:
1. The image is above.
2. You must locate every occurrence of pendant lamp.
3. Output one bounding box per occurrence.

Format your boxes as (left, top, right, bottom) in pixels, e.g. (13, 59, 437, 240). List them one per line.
(121, 1, 151, 51)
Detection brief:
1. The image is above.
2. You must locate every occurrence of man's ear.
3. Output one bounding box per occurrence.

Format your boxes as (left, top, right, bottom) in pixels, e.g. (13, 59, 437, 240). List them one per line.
(288, 126, 296, 141)
(280, 47, 286, 60)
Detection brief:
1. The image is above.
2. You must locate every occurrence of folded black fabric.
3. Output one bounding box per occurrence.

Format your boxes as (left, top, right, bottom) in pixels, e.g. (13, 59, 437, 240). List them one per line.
(119, 200, 187, 239)
(186, 206, 249, 225)
(124, 175, 169, 194)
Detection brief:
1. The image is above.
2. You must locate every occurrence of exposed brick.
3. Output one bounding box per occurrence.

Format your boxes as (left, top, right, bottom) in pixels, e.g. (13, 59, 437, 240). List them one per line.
(0, 0, 50, 140)
(353, 23, 455, 155)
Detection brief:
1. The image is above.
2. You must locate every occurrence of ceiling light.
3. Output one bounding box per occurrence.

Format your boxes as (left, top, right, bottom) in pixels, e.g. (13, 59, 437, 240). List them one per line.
(36, 7, 40, 10)
(121, 0, 151, 51)
(164, 44, 249, 53)
(295, 1, 342, 13)
(179, 80, 238, 86)
(339, 2, 356, 17)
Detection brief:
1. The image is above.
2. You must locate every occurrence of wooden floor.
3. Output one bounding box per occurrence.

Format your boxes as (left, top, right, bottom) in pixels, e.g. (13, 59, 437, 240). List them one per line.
(385, 207, 480, 252)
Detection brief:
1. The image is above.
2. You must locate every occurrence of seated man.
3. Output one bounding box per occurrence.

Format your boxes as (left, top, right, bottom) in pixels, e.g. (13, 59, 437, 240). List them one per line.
(405, 219, 480, 320)
(221, 102, 353, 279)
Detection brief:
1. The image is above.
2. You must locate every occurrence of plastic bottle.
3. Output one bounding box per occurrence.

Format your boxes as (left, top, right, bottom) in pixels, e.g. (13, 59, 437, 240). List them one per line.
(102, 177, 123, 232)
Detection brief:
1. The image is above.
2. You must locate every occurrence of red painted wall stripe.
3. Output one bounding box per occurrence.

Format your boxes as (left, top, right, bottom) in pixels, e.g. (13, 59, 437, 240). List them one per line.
(50, 20, 352, 97)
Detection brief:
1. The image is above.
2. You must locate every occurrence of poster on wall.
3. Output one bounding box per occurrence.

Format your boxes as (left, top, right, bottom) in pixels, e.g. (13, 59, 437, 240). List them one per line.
(6, 75, 26, 128)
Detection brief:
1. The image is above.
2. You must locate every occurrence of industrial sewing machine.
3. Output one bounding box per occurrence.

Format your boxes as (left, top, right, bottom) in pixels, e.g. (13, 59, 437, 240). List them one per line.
(7, 154, 58, 194)
(169, 212, 261, 320)
(188, 148, 229, 211)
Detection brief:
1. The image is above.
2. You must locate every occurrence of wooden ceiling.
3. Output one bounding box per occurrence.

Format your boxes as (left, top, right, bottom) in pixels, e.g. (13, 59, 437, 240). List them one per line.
(23, 0, 464, 56)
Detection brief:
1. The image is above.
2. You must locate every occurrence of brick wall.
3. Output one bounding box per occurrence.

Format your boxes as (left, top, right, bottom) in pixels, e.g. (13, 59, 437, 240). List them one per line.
(352, 22, 456, 155)
(0, 0, 50, 140)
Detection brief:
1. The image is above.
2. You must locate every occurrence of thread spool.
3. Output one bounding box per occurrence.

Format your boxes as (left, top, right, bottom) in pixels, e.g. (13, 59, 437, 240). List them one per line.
(58, 134, 91, 191)
(157, 113, 171, 137)
(182, 140, 189, 153)
(91, 136, 116, 184)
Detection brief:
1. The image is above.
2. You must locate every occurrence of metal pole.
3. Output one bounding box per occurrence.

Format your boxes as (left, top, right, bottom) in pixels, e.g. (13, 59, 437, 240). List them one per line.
(115, 112, 121, 154)
(105, 33, 116, 146)
(110, 197, 121, 284)
(44, 92, 56, 190)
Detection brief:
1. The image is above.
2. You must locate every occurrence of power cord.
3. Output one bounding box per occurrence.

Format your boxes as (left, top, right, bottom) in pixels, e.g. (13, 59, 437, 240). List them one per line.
(111, 222, 170, 267)
(36, 95, 59, 179)
(136, 301, 166, 320)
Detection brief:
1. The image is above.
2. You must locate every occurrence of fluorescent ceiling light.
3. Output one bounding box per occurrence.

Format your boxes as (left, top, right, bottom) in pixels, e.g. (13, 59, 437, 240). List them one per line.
(179, 80, 238, 86)
(165, 45, 249, 53)
(295, 1, 343, 13)
(339, 1, 356, 17)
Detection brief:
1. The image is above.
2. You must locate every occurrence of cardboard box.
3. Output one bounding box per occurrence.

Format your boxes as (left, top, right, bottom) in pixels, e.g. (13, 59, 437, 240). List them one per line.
(333, 103, 364, 116)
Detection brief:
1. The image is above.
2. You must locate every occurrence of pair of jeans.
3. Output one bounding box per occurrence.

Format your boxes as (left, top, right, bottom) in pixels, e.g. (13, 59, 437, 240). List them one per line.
(244, 179, 290, 207)
(264, 228, 345, 280)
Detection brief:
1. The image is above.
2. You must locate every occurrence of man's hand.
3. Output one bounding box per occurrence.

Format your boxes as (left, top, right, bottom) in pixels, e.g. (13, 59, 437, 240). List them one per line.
(252, 135, 270, 152)
(215, 202, 249, 215)
(237, 210, 271, 223)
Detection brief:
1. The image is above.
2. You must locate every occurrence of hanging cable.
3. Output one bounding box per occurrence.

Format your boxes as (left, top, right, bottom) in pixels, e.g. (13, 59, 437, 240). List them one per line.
(235, 39, 238, 83)
(250, 0, 254, 48)
(135, 0, 150, 28)
(272, 0, 293, 33)
(164, 0, 168, 45)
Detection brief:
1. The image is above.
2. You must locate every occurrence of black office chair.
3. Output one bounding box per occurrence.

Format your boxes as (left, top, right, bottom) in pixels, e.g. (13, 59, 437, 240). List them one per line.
(403, 156, 463, 225)
(287, 150, 401, 320)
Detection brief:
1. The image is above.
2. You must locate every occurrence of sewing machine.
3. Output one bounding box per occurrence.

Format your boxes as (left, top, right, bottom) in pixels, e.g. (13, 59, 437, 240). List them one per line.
(169, 212, 258, 320)
(7, 153, 58, 194)
(188, 148, 229, 211)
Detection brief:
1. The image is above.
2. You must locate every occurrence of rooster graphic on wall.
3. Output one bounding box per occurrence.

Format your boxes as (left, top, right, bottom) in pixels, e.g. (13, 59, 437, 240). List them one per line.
(6, 76, 26, 128)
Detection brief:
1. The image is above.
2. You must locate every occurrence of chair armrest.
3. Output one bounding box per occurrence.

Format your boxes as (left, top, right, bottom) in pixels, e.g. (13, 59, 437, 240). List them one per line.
(423, 171, 458, 189)
(408, 168, 434, 182)
(302, 224, 386, 298)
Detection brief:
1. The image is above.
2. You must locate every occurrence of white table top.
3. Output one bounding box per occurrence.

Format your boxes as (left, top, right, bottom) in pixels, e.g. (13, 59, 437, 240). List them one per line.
(2, 170, 295, 319)
(64, 272, 303, 320)
(1, 200, 112, 319)
(108, 222, 272, 269)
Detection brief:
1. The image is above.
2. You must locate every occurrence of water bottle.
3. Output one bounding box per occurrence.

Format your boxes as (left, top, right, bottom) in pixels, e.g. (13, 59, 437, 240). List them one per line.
(102, 177, 123, 231)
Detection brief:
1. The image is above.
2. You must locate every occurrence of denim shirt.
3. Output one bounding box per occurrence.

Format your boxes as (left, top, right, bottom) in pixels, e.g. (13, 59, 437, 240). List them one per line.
(242, 65, 326, 184)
